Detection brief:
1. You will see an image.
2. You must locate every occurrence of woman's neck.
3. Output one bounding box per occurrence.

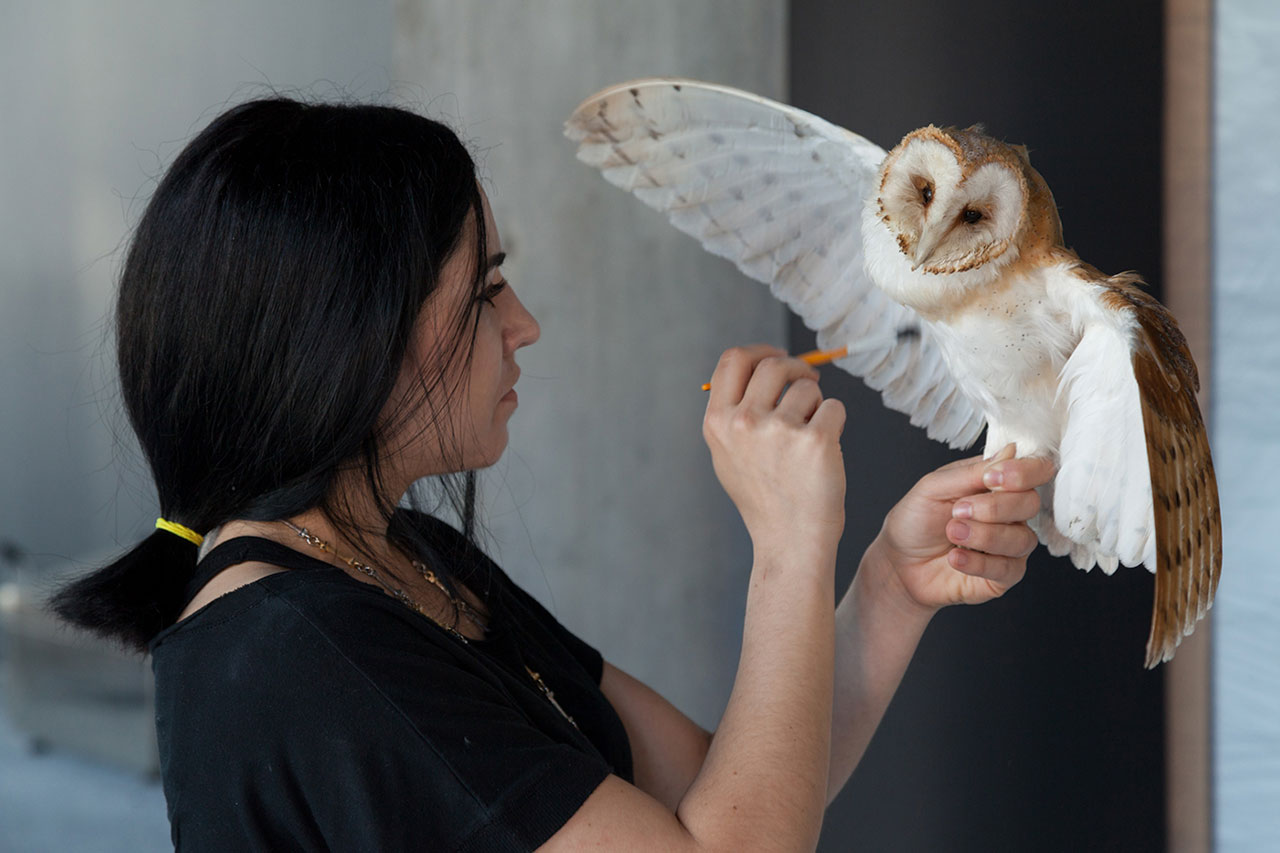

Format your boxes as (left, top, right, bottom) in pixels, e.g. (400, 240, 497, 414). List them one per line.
(210, 506, 396, 570)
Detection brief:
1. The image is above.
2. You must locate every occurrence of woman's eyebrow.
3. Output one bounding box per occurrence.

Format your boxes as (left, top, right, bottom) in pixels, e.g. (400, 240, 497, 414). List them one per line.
(486, 251, 507, 270)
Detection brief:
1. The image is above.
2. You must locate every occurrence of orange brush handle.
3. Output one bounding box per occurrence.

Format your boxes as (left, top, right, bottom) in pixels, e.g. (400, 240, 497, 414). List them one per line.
(701, 345, 847, 391)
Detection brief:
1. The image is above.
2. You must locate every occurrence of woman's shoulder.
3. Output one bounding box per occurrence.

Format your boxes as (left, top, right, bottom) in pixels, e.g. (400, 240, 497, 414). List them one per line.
(172, 559, 289, 623)
(151, 511, 478, 648)
(150, 563, 498, 747)
(148, 558, 437, 659)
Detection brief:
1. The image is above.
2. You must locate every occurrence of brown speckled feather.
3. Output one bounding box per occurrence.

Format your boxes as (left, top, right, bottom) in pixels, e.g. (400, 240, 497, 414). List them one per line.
(1101, 276, 1222, 667)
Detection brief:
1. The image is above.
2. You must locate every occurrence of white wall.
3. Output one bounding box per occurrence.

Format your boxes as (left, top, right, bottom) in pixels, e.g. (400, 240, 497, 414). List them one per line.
(0, 1, 394, 567)
(1213, 1, 1280, 848)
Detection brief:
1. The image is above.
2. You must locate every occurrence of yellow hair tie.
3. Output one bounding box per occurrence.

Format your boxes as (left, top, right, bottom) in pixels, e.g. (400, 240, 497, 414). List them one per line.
(155, 517, 204, 546)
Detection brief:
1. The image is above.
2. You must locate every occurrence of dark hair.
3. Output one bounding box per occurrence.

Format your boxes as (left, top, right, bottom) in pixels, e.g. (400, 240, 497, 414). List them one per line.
(50, 96, 496, 651)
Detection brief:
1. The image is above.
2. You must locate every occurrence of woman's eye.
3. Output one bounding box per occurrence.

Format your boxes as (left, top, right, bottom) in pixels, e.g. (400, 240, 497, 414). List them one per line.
(480, 280, 507, 305)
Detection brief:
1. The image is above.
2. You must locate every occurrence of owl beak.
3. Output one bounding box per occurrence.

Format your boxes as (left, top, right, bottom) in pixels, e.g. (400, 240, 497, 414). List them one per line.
(912, 226, 945, 271)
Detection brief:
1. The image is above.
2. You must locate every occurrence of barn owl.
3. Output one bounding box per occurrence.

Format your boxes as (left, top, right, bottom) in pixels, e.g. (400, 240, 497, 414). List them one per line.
(565, 78, 1221, 667)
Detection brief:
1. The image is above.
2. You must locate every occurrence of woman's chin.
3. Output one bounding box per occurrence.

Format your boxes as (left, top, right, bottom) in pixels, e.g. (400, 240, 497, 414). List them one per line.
(473, 430, 509, 469)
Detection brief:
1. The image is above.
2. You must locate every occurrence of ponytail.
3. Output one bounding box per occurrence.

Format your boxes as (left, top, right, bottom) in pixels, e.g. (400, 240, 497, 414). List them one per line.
(48, 521, 201, 653)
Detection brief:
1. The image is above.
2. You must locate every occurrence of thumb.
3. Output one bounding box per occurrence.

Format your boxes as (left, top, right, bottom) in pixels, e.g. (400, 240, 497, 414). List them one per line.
(924, 442, 1017, 499)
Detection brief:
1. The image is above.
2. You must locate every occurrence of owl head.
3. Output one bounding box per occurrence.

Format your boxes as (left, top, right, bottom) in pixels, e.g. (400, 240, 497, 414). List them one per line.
(867, 125, 1062, 310)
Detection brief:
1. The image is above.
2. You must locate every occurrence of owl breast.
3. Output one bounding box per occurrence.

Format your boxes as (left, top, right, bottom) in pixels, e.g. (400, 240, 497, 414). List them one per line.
(924, 267, 1078, 457)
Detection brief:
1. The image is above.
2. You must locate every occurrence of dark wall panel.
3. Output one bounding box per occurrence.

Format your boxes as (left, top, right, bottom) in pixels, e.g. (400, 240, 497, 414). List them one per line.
(788, 2, 1167, 851)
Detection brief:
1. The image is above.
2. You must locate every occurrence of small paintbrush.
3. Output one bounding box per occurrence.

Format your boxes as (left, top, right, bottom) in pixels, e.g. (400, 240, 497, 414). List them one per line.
(700, 329, 917, 391)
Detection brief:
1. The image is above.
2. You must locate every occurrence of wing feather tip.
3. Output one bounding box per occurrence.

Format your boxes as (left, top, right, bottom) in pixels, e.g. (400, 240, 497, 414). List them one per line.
(1144, 592, 1211, 668)
(1143, 617, 1180, 668)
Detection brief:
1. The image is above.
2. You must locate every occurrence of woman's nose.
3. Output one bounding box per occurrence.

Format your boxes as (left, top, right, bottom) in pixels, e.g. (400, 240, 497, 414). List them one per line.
(506, 292, 540, 350)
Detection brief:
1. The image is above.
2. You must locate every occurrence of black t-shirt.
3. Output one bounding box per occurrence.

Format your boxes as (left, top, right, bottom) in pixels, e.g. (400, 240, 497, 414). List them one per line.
(148, 512, 632, 851)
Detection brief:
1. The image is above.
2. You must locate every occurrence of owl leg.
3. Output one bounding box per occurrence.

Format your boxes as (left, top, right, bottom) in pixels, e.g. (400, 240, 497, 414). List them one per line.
(983, 424, 1054, 460)
(982, 424, 1020, 459)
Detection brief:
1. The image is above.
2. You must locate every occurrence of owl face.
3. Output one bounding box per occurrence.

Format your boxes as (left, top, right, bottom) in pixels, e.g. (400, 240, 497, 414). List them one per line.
(876, 126, 1029, 277)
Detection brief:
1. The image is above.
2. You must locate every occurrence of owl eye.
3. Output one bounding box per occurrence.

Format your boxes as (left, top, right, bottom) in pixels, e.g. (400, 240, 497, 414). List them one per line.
(961, 208, 983, 224)
(920, 184, 933, 205)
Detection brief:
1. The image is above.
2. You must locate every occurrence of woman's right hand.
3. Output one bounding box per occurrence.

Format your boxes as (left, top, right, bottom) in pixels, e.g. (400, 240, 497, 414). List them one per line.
(701, 344, 847, 560)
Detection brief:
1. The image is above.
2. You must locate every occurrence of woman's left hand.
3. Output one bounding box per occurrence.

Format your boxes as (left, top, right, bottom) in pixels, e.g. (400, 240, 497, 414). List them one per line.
(865, 444, 1057, 614)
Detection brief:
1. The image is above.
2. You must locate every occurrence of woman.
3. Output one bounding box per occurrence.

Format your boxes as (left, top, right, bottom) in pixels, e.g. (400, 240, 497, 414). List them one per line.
(52, 97, 1053, 850)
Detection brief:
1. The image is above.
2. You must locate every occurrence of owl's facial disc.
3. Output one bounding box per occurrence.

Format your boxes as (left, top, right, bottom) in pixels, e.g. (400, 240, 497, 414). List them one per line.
(879, 137, 1026, 275)
(912, 161, 1024, 273)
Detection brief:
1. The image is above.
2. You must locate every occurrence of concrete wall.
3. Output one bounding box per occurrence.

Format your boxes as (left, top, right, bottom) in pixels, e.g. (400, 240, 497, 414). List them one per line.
(1213, 2, 1280, 847)
(393, 0, 787, 728)
(0, 0, 395, 569)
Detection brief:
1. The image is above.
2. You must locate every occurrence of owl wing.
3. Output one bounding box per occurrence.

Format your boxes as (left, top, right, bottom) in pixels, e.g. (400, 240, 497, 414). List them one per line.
(1050, 264, 1222, 668)
(565, 78, 986, 448)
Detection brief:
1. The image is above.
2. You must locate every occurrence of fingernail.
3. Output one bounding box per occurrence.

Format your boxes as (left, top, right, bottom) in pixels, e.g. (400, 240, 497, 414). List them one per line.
(952, 501, 973, 519)
(983, 467, 1004, 488)
(949, 520, 970, 541)
(951, 549, 969, 568)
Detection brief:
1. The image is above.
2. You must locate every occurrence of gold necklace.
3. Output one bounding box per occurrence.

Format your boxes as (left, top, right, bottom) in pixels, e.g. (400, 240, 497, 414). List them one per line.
(280, 521, 577, 730)
(283, 520, 478, 641)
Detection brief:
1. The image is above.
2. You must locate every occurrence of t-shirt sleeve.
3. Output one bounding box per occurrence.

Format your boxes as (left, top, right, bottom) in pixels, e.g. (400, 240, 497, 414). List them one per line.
(326, 657, 608, 852)
(222, 595, 612, 852)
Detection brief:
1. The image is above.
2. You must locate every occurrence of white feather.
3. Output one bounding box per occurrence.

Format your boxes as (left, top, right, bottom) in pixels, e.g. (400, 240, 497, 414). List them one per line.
(566, 78, 987, 449)
(1045, 269, 1156, 572)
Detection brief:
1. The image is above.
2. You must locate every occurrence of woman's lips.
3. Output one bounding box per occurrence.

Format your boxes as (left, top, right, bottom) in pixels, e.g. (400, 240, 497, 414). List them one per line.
(501, 369, 520, 403)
